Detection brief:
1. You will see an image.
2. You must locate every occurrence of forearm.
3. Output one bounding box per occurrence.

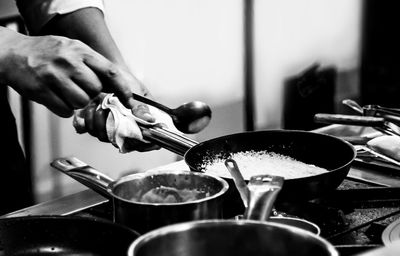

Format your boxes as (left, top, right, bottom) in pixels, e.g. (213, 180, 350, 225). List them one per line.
(41, 7, 127, 67)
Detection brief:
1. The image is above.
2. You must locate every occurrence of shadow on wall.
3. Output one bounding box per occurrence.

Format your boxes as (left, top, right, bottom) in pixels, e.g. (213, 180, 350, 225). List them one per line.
(282, 63, 360, 131)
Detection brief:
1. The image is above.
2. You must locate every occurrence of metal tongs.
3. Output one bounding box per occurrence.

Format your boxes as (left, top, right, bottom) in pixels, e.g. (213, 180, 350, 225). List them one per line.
(314, 99, 400, 169)
(314, 99, 400, 138)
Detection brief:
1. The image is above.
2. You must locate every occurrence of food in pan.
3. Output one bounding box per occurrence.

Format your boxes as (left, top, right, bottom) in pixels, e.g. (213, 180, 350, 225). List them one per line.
(136, 186, 209, 203)
(201, 150, 328, 180)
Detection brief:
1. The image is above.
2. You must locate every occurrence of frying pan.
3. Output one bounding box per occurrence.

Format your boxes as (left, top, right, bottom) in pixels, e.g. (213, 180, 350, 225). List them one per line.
(0, 215, 139, 255)
(143, 129, 356, 217)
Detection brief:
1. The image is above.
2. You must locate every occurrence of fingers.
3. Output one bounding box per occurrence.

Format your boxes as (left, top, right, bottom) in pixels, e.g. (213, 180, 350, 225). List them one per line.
(70, 64, 103, 99)
(48, 75, 92, 109)
(131, 103, 156, 123)
(37, 90, 74, 118)
(83, 52, 135, 109)
(84, 104, 109, 142)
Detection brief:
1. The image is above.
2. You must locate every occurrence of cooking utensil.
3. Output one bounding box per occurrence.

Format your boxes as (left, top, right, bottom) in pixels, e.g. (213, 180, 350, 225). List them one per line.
(183, 130, 356, 217)
(128, 220, 338, 256)
(342, 99, 364, 114)
(354, 145, 400, 168)
(314, 113, 386, 127)
(0, 215, 139, 255)
(243, 175, 284, 220)
(355, 240, 400, 256)
(132, 93, 211, 134)
(341, 99, 400, 137)
(224, 159, 249, 207)
(382, 217, 400, 246)
(228, 171, 320, 235)
(140, 128, 356, 217)
(363, 104, 400, 117)
(51, 157, 229, 234)
(127, 173, 336, 256)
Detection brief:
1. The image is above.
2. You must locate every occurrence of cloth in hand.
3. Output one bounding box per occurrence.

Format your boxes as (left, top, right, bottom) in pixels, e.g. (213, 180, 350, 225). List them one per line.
(73, 94, 177, 153)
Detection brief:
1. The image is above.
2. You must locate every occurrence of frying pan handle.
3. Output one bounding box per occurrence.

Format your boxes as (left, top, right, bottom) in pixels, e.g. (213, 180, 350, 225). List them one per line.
(50, 156, 114, 199)
(314, 113, 385, 126)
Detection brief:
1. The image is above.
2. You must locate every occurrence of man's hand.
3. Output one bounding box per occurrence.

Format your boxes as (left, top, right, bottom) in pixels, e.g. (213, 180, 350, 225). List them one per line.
(0, 28, 152, 121)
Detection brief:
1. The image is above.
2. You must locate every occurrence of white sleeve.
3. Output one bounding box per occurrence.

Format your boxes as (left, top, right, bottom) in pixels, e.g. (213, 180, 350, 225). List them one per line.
(16, 0, 105, 35)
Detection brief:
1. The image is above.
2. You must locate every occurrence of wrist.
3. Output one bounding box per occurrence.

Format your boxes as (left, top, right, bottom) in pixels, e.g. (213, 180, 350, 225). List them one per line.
(0, 27, 25, 84)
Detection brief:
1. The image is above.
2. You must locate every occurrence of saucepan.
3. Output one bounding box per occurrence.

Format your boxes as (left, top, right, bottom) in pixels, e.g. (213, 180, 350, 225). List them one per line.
(127, 175, 338, 256)
(143, 129, 356, 217)
(51, 157, 229, 234)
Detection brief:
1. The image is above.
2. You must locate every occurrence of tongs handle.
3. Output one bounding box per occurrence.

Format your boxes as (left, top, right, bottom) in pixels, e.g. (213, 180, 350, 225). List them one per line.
(140, 125, 199, 156)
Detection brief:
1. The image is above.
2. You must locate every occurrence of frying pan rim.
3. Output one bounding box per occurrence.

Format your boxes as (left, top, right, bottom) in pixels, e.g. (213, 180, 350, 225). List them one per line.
(183, 129, 356, 182)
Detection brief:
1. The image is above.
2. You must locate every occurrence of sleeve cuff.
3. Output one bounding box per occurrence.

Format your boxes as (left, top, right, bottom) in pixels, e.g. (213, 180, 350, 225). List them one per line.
(18, 0, 105, 35)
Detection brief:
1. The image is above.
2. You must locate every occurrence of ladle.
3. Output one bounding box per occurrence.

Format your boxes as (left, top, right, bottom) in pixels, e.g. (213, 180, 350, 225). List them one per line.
(132, 93, 212, 134)
(224, 159, 249, 208)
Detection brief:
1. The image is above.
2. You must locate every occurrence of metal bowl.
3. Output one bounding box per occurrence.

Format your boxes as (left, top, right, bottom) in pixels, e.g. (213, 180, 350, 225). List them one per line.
(127, 219, 338, 256)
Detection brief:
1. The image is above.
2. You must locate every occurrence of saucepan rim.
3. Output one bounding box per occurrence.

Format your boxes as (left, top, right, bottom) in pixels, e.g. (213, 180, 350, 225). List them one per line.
(127, 219, 339, 256)
(107, 169, 230, 206)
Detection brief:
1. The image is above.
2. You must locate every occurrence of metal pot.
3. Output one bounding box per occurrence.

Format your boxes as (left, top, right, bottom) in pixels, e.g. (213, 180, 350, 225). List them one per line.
(0, 215, 139, 255)
(127, 220, 338, 256)
(127, 173, 337, 256)
(51, 157, 229, 234)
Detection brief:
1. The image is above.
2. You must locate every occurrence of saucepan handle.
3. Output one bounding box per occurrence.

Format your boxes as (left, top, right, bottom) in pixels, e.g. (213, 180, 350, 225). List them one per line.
(244, 175, 284, 221)
(314, 113, 385, 127)
(50, 156, 114, 199)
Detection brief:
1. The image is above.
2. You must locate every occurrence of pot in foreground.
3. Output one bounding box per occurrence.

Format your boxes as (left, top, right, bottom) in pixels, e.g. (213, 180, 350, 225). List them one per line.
(51, 157, 229, 233)
(127, 219, 338, 256)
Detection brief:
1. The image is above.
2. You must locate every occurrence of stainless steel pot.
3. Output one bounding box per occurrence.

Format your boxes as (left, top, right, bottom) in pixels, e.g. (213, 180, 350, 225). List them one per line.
(127, 220, 338, 256)
(127, 174, 336, 256)
(51, 157, 229, 234)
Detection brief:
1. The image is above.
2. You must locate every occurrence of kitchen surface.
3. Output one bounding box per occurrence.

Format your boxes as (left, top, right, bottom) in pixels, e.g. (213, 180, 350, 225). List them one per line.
(3, 123, 400, 255)
(2, 0, 400, 255)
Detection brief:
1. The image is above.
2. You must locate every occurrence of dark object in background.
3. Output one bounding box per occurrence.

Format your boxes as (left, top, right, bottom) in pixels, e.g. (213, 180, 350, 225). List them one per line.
(360, 1, 400, 108)
(283, 64, 337, 130)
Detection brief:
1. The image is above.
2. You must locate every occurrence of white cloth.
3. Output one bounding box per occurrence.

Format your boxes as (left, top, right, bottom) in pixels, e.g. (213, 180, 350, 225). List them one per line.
(73, 94, 178, 153)
(367, 135, 400, 161)
(16, 0, 105, 34)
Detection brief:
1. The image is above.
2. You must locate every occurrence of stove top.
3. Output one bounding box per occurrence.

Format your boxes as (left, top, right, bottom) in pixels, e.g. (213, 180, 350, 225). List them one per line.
(275, 179, 400, 256)
(74, 162, 400, 256)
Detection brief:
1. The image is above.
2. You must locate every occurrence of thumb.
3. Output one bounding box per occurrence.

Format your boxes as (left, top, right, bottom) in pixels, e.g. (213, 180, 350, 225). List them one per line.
(131, 102, 156, 123)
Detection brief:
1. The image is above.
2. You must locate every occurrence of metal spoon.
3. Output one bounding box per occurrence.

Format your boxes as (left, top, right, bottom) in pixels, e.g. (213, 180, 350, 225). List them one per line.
(342, 99, 364, 114)
(132, 93, 212, 134)
(224, 159, 249, 208)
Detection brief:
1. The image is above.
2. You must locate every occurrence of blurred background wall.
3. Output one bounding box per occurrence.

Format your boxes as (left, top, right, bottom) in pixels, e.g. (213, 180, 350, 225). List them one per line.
(5, 0, 362, 202)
